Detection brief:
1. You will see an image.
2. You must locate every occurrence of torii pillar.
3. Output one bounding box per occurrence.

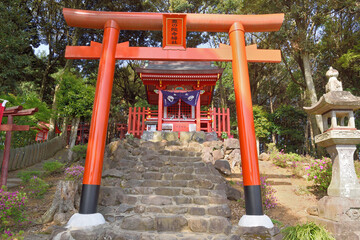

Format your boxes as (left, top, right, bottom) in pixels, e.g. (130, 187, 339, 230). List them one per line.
(63, 8, 284, 229)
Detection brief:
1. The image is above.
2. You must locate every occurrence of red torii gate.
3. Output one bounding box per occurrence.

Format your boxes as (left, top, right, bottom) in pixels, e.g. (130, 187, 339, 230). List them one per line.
(0, 106, 38, 186)
(63, 8, 284, 228)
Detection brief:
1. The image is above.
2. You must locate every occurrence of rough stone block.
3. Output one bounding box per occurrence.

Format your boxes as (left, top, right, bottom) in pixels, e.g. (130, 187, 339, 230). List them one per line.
(188, 218, 208, 232)
(174, 196, 192, 204)
(209, 217, 231, 234)
(163, 173, 173, 180)
(171, 180, 188, 187)
(214, 160, 232, 176)
(146, 206, 163, 213)
(99, 186, 123, 206)
(188, 207, 206, 216)
(188, 179, 214, 189)
(182, 188, 197, 195)
(102, 169, 124, 178)
(180, 132, 193, 143)
(193, 197, 209, 205)
(163, 206, 188, 214)
(258, 152, 270, 161)
(141, 196, 172, 205)
(192, 131, 206, 143)
(212, 149, 224, 161)
(208, 197, 228, 204)
(224, 138, 240, 149)
(155, 187, 181, 196)
(162, 132, 179, 142)
(174, 173, 194, 180)
(207, 205, 231, 218)
(156, 216, 187, 232)
(143, 172, 163, 180)
(121, 216, 155, 231)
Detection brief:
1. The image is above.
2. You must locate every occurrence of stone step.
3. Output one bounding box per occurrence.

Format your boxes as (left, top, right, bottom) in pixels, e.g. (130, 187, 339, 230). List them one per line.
(119, 215, 232, 235)
(60, 226, 236, 240)
(159, 149, 202, 157)
(123, 204, 231, 218)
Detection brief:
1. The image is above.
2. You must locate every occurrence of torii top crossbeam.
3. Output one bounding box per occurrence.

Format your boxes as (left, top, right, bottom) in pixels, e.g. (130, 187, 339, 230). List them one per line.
(63, 8, 284, 229)
(63, 8, 283, 32)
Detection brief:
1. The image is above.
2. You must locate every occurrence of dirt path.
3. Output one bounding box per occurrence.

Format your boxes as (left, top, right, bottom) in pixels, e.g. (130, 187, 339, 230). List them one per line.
(259, 160, 318, 225)
(227, 160, 318, 226)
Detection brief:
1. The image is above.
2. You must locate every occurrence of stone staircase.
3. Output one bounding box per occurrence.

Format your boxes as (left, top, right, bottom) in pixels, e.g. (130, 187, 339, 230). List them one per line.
(49, 139, 280, 239)
(97, 140, 234, 239)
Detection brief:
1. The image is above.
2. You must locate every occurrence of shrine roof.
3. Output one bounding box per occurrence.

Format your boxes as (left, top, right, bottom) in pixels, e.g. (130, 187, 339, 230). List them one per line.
(135, 61, 223, 75)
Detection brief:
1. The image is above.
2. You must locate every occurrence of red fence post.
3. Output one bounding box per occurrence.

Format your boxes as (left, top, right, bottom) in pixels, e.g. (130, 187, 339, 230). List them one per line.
(1, 115, 13, 187)
(227, 108, 231, 136)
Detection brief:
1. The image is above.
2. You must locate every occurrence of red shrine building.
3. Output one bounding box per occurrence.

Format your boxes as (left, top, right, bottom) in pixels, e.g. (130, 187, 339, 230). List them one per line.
(127, 61, 231, 138)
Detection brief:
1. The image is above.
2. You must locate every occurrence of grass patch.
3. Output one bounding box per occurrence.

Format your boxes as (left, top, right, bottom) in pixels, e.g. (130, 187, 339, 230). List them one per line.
(282, 222, 335, 240)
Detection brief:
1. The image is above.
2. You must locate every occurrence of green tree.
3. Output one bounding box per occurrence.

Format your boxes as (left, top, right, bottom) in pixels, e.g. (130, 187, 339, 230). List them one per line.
(271, 105, 307, 154)
(0, 89, 51, 148)
(55, 70, 95, 160)
(0, 0, 40, 94)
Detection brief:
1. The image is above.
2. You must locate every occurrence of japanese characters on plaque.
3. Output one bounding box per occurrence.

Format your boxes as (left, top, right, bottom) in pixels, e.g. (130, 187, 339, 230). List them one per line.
(163, 14, 186, 50)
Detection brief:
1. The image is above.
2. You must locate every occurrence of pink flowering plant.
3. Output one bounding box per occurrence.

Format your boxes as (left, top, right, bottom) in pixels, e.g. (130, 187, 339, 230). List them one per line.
(27, 176, 49, 199)
(306, 157, 332, 193)
(65, 165, 84, 181)
(0, 187, 29, 234)
(260, 176, 278, 210)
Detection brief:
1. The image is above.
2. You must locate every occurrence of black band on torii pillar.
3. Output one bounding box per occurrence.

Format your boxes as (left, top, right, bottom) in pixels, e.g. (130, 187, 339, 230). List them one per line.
(79, 184, 100, 214)
(244, 185, 263, 215)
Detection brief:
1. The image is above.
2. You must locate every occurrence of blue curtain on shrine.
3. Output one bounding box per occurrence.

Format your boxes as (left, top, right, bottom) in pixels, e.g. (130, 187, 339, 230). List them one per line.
(162, 90, 200, 107)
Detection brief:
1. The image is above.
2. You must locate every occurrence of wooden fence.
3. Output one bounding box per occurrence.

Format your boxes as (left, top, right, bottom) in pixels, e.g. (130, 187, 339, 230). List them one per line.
(0, 134, 67, 172)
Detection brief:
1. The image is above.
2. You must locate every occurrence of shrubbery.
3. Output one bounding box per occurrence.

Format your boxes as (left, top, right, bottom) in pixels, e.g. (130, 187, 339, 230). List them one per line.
(65, 165, 84, 181)
(305, 157, 332, 193)
(43, 160, 65, 174)
(0, 187, 29, 237)
(260, 176, 278, 210)
(17, 170, 42, 183)
(27, 176, 50, 198)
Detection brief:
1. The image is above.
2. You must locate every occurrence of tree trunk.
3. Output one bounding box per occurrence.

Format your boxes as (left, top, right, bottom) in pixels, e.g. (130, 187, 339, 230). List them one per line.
(304, 116, 310, 154)
(68, 117, 80, 162)
(301, 52, 323, 133)
(269, 95, 276, 144)
(48, 28, 80, 139)
(37, 180, 80, 224)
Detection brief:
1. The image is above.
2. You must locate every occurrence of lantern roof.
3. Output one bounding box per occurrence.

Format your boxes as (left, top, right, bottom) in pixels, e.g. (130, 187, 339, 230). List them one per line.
(304, 91, 360, 115)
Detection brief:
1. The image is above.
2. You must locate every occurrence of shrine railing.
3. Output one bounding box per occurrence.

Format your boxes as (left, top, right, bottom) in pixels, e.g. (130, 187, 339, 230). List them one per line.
(127, 107, 148, 138)
(212, 108, 231, 137)
(127, 107, 231, 138)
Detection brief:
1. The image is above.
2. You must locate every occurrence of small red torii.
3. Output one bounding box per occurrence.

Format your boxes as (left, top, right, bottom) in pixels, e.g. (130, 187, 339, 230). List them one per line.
(0, 105, 38, 187)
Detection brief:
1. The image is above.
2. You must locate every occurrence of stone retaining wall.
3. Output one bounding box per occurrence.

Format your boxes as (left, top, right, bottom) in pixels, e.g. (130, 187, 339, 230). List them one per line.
(0, 135, 67, 171)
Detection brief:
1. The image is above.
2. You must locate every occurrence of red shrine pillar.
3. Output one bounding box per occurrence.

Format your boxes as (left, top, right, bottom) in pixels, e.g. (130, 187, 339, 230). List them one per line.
(158, 90, 163, 131)
(229, 22, 263, 216)
(80, 20, 120, 214)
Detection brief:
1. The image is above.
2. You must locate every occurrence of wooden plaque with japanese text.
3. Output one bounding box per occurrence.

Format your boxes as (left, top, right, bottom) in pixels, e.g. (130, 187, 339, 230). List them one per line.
(163, 14, 186, 50)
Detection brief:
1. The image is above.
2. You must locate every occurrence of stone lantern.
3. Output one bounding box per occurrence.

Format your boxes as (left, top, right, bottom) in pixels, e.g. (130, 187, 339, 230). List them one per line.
(304, 67, 360, 239)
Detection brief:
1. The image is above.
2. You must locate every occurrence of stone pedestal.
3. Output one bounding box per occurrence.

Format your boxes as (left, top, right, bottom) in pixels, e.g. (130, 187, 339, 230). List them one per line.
(308, 196, 360, 240)
(326, 145, 360, 198)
